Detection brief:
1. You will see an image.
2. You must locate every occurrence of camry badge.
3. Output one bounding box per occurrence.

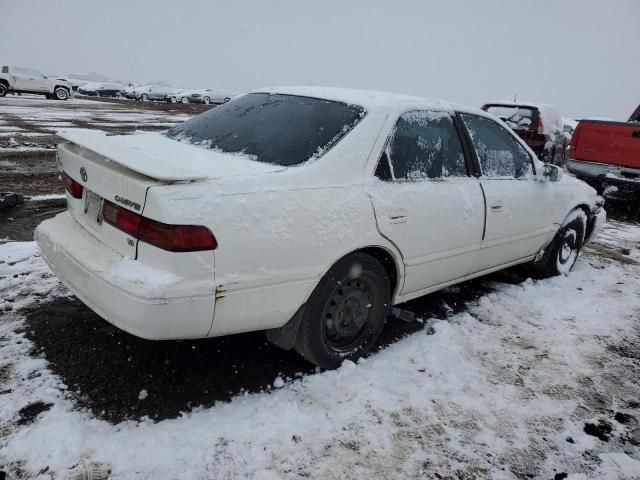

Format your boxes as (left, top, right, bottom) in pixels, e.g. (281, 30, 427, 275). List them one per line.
(80, 167, 88, 182)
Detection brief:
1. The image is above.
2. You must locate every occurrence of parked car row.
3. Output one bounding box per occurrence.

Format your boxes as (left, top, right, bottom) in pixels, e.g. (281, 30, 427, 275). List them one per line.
(120, 84, 239, 104)
(166, 88, 237, 105)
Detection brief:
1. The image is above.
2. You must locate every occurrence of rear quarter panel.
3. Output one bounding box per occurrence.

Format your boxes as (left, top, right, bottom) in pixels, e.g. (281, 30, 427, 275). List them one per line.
(144, 181, 394, 336)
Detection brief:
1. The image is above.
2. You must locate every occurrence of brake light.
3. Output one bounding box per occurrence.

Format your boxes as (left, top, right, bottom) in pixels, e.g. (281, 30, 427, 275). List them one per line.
(567, 124, 582, 160)
(102, 200, 217, 252)
(60, 171, 83, 199)
(138, 218, 217, 252)
(102, 200, 141, 237)
(537, 115, 544, 135)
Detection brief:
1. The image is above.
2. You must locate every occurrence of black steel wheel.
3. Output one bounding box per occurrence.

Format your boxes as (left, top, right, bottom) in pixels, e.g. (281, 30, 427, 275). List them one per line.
(533, 210, 586, 277)
(294, 252, 390, 369)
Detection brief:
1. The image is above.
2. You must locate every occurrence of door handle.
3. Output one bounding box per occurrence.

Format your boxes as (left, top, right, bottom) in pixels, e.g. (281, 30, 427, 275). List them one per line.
(632, 130, 640, 139)
(389, 209, 408, 224)
(490, 203, 503, 211)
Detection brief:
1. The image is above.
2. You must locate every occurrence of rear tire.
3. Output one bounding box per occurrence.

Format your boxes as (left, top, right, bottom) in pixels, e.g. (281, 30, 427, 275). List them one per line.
(203, 96, 210, 105)
(223, 97, 231, 103)
(294, 253, 390, 369)
(53, 87, 69, 100)
(181, 96, 190, 104)
(141, 93, 149, 102)
(533, 209, 587, 277)
(0, 83, 7, 97)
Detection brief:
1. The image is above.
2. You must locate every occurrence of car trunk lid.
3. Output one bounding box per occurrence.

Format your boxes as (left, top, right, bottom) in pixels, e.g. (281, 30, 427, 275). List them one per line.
(56, 130, 283, 258)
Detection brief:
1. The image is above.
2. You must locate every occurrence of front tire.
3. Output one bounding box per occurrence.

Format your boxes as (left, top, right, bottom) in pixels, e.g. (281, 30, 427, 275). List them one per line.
(533, 209, 587, 277)
(53, 87, 69, 100)
(141, 93, 149, 102)
(203, 96, 210, 105)
(294, 253, 390, 369)
(180, 96, 190, 104)
(0, 83, 7, 97)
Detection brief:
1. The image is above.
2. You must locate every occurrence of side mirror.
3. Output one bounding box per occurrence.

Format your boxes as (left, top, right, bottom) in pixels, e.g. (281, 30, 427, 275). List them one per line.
(543, 163, 562, 182)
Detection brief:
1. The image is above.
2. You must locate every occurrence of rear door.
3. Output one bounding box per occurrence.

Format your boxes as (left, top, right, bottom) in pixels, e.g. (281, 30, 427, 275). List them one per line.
(460, 113, 558, 270)
(369, 110, 485, 294)
(10, 67, 34, 91)
(573, 121, 640, 169)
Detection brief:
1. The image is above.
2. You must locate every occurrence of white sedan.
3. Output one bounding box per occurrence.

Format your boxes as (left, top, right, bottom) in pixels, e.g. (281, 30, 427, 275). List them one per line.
(35, 87, 605, 369)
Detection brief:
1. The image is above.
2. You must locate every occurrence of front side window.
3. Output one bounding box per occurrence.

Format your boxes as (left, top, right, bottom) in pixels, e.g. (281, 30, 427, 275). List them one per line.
(381, 110, 467, 181)
(461, 114, 533, 178)
(1, 66, 8, 74)
(166, 93, 366, 166)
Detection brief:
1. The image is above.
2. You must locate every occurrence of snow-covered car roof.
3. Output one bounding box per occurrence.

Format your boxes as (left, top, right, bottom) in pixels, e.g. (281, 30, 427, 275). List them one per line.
(254, 86, 468, 114)
(483, 100, 558, 111)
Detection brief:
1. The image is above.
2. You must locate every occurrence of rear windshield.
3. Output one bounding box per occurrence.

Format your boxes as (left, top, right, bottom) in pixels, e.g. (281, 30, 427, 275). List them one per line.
(484, 105, 538, 131)
(165, 93, 366, 166)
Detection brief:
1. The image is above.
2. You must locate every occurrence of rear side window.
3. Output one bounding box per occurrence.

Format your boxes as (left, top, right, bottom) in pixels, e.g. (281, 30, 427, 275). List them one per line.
(461, 114, 533, 178)
(166, 93, 366, 166)
(382, 111, 467, 181)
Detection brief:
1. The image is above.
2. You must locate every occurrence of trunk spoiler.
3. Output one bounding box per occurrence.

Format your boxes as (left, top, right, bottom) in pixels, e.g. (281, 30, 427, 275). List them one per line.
(56, 129, 281, 182)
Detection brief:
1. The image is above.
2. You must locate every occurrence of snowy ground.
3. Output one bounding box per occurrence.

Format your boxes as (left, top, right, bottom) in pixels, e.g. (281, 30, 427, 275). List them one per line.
(0, 218, 639, 479)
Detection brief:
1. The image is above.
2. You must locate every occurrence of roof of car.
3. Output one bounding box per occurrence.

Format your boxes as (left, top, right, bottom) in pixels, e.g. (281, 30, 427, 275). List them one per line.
(484, 101, 558, 112)
(254, 86, 469, 113)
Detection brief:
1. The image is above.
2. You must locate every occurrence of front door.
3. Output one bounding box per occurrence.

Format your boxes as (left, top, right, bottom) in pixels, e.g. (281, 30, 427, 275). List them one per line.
(369, 110, 485, 295)
(459, 113, 558, 271)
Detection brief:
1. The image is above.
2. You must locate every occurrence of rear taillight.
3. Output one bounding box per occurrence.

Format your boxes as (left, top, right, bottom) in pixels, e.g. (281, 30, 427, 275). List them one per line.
(102, 200, 217, 252)
(567, 123, 582, 160)
(102, 200, 141, 237)
(537, 115, 544, 135)
(138, 218, 217, 252)
(61, 171, 84, 199)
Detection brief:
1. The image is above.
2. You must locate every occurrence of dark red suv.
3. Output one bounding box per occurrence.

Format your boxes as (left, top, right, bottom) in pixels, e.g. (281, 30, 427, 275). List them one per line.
(481, 102, 566, 165)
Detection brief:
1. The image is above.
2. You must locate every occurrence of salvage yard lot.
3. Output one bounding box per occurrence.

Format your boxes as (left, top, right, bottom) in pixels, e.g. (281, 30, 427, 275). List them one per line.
(0, 95, 210, 195)
(0, 96, 639, 479)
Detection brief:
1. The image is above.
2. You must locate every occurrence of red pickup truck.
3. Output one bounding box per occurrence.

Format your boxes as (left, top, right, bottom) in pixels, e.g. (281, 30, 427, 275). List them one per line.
(567, 104, 640, 198)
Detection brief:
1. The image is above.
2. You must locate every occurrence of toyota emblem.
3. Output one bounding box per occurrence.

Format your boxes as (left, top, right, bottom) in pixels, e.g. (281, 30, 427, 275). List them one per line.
(80, 167, 87, 182)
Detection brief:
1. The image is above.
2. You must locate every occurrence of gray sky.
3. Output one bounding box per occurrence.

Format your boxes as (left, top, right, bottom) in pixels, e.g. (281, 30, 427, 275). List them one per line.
(1, 0, 639, 119)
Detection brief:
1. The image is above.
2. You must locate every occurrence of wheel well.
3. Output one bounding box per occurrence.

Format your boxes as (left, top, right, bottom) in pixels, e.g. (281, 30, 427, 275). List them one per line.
(357, 247, 400, 297)
(54, 85, 70, 91)
(574, 203, 595, 241)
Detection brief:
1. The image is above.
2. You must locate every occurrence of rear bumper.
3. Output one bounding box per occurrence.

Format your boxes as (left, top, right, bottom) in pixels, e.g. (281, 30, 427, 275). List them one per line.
(35, 212, 215, 340)
(567, 159, 640, 191)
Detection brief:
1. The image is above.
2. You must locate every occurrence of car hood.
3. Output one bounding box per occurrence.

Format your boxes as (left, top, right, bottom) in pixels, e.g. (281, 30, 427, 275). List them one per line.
(57, 130, 285, 182)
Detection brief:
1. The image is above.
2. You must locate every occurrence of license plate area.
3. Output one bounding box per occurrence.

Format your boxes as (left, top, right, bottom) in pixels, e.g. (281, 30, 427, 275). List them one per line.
(82, 190, 104, 226)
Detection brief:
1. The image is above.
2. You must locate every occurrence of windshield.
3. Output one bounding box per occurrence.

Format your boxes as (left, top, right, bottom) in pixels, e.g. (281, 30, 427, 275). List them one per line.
(484, 105, 538, 131)
(165, 93, 366, 166)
